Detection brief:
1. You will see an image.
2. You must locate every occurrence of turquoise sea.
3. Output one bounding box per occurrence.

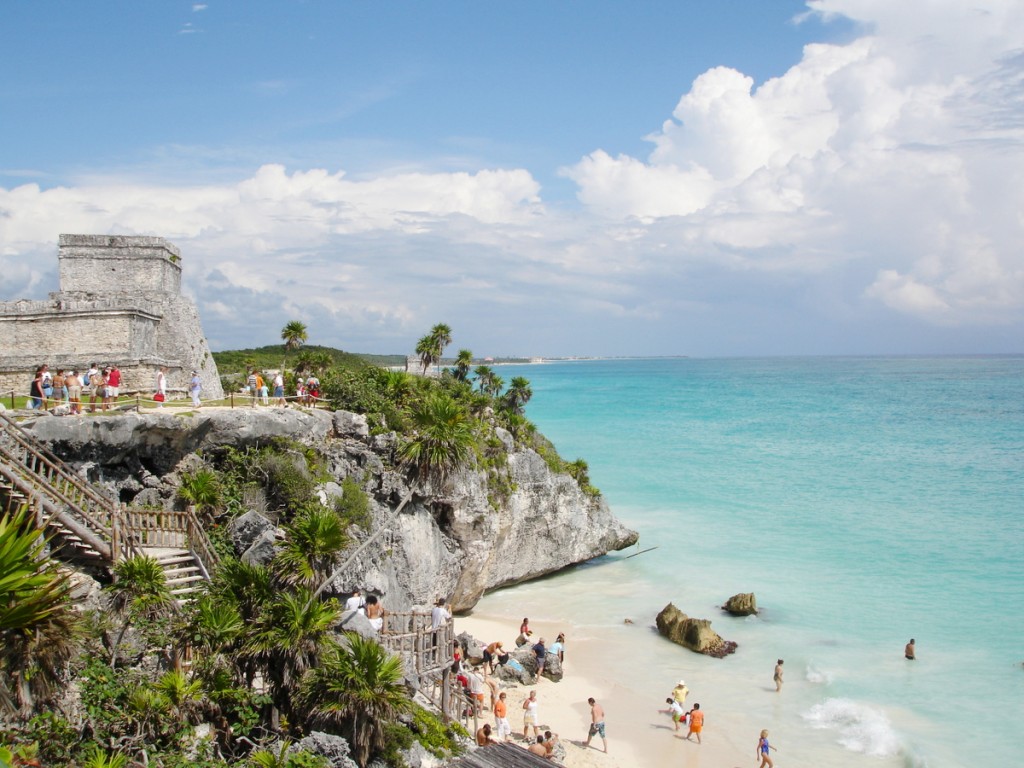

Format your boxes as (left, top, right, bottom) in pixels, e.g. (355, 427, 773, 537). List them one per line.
(473, 357, 1023, 767)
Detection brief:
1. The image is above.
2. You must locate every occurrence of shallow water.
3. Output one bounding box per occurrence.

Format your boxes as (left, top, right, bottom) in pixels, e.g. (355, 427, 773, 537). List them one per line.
(474, 357, 1024, 767)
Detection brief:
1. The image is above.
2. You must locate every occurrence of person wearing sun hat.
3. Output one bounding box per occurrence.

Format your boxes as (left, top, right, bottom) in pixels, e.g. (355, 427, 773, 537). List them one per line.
(671, 679, 689, 705)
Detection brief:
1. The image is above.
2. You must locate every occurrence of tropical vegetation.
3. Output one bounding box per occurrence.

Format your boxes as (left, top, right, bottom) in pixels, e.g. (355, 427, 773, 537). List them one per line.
(1, 323, 594, 767)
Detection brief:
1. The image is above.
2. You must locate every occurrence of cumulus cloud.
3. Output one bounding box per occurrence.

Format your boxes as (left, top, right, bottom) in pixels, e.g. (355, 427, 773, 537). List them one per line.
(563, 0, 1024, 329)
(2, 0, 1022, 355)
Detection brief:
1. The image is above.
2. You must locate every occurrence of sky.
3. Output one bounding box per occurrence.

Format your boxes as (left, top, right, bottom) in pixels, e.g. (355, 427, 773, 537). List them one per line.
(1, 0, 1022, 358)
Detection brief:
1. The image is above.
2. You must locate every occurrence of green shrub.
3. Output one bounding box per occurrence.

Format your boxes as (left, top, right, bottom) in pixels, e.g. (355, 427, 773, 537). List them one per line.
(334, 476, 371, 529)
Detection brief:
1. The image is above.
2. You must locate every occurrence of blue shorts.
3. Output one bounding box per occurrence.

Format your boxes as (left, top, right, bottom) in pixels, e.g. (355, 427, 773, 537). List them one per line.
(274, 386, 284, 397)
(589, 721, 606, 739)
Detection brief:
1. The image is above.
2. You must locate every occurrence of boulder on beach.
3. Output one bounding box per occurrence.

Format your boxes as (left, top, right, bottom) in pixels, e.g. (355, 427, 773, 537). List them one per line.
(722, 592, 758, 616)
(656, 603, 738, 658)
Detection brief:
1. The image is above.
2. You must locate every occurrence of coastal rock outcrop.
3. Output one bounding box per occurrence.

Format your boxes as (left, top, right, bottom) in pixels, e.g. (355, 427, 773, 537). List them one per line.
(23, 409, 637, 613)
(656, 603, 738, 658)
(722, 592, 758, 616)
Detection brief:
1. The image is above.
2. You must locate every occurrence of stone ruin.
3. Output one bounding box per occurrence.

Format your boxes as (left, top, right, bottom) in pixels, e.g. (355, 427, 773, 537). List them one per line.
(0, 234, 223, 400)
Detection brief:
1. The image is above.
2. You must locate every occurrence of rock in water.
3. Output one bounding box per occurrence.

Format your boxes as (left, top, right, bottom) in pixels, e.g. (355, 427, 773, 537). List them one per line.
(655, 603, 737, 658)
(723, 592, 758, 616)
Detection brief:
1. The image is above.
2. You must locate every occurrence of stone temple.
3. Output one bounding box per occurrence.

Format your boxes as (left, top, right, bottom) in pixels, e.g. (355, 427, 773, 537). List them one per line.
(0, 235, 223, 400)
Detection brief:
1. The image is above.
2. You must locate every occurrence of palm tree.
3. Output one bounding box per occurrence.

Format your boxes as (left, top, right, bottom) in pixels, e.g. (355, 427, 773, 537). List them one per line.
(473, 365, 494, 393)
(452, 349, 473, 382)
(294, 349, 333, 376)
(296, 634, 412, 767)
(242, 588, 340, 724)
(429, 323, 452, 360)
(487, 374, 504, 398)
(504, 376, 533, 415)
(415, 334, 435, 375)
(106, 555, 175, 667)
(273, 508, 349, 589)
(280, 320, 308, 369)
(177, 468, 223, 522)
(415, 323, 453, 375)
(313, 392, 474, 600)
(0, 508, 79, 716)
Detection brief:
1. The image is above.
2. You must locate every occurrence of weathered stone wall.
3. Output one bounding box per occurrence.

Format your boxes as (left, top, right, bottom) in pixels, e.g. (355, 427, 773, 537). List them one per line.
(58, 234, 181, 296)
(0, 235, 223, 399)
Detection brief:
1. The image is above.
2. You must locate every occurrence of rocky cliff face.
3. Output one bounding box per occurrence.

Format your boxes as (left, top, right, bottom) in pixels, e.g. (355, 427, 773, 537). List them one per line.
(24, 408, 637, 611)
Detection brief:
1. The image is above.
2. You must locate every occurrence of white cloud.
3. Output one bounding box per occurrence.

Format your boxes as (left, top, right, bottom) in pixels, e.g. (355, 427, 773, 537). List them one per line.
(2, 0, 1023, 355)
(192, 4, 207, 11)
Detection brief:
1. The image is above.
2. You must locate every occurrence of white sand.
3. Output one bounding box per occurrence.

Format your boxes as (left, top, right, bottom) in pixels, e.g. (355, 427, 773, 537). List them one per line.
(456, 611, 748, 768)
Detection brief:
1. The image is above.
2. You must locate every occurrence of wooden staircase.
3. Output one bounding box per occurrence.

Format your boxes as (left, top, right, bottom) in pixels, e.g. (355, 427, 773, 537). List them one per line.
(0, 411, 217, 602)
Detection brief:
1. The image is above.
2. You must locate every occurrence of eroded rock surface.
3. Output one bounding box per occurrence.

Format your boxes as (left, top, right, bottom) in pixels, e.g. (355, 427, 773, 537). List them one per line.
(24, 409, 637, 612)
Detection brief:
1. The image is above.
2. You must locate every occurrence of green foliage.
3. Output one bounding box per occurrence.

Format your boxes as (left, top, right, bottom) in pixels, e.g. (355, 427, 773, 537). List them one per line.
(83, 746, 128, 768)
(397, 393, 476, 483)
(274, 508, 349, 588)
(296, 634, 411, 767)
(0, 507, 80, 716)
(334, 476, 371, 529)
(408, 704, 466, 758)
(4, 711, 77, 766)
(178, 468, 224, 515)
(212, 345, 373, 378)
(247, 740, 327, 768)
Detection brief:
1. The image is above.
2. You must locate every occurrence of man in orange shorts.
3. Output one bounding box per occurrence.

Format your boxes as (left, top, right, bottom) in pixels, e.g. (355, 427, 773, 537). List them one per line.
(685, 703, 704, 744)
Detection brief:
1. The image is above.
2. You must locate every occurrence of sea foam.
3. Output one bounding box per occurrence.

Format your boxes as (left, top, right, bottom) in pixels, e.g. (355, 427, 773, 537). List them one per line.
(803, 698, 903, 758)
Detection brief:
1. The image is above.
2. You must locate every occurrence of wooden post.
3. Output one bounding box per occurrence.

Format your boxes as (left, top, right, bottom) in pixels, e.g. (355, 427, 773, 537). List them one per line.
(441, 667, 451, 724)
(111, 511, 120, 564)
(230, 392, 234, 409)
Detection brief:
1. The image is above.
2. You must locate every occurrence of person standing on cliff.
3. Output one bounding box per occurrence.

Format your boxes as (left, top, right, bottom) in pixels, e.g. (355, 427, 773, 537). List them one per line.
(155, 367, 167, 408)
(190, 370, 202, 407)
(106, 365, 121, 407)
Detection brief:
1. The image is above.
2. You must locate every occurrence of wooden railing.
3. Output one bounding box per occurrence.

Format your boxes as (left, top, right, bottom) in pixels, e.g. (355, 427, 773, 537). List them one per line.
(0, 412, 141, 561)
(185, 507, 219, 580)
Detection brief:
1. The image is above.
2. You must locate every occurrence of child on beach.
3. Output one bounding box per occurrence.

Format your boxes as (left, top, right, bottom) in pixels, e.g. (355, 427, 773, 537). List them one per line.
(662, 697, 686, 731)
(757, 729, 777, 767)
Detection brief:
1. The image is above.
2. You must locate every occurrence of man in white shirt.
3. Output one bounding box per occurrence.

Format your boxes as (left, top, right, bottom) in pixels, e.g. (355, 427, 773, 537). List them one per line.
(344, 589, 364, 614)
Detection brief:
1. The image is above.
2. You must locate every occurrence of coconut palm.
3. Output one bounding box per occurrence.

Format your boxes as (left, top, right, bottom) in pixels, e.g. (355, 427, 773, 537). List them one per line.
(296, 634, 411, 767)
(273, 507, 349, 589)
(504, 376, 533, 415)
(452, 349, 473, 382)
(313, 392, 474, 600)
(207, 559, 274, 625)
(106, 555, 175, 667)
(0, 508, 79, 716)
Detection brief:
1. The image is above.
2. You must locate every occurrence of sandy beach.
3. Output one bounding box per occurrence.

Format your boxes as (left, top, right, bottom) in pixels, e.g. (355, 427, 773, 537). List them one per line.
(455, 611, 749, 768)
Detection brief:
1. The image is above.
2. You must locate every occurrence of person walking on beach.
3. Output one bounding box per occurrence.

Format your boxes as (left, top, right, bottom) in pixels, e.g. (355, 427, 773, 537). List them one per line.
(522, 689, 540, 741)
(756, 729, 778, 767)
(584, 697, 607, 753)
(494, 691, 511, 741)
(684, 703, 703, 744)
(774, 659, 784, 691)
(905, 639, 916, 660)
(664, 697, 686, 731)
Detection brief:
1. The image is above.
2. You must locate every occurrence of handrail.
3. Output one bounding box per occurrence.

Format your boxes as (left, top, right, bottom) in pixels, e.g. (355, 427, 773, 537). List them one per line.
(0, 411, 142, 560)
(185, 506, 219, 580)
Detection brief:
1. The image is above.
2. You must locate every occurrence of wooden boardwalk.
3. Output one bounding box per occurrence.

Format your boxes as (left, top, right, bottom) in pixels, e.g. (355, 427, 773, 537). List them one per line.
(454, 743, 564, 767)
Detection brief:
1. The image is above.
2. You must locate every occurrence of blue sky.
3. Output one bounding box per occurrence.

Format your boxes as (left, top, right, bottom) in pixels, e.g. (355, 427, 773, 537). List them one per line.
(2, 1, 1022, 357)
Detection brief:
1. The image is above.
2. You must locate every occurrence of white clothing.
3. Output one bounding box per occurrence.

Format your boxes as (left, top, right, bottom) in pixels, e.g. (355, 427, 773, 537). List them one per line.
(431, 604, 450, 631)
(345, 595, 365, 613)
(368, 616, 383, 631)
(495, 716, 512, 740)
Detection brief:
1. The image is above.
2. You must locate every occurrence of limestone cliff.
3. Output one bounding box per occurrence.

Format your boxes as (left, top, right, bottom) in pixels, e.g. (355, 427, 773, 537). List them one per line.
(24, 408, 637, 611)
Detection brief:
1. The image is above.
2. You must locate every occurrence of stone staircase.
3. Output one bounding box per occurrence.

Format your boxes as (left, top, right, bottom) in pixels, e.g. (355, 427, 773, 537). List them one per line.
(0, 411, 217, 603)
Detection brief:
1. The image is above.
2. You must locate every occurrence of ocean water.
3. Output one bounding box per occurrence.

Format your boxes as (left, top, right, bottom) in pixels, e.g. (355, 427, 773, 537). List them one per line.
(471, 357, 1023, 767)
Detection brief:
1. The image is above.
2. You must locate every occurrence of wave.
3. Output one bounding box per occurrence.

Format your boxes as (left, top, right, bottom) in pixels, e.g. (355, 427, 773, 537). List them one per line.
(802, 698, 903, 758)
(804, 664, 832, 685)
